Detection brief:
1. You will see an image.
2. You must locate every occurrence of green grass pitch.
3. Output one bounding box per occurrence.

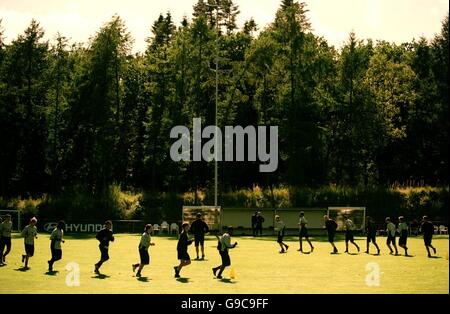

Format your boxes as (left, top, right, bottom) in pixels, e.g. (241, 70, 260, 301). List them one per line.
(0, 234, 448, 294)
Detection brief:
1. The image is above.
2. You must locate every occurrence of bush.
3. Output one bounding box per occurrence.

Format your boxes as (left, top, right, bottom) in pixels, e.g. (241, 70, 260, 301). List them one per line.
(2, 185, 448, 225)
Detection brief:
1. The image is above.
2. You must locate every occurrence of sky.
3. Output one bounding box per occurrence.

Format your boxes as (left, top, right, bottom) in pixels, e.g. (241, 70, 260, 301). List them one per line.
(0, 0, 448, 53)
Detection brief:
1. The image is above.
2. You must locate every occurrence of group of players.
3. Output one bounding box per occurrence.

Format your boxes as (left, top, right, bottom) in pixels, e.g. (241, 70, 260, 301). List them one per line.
(0, 211, 441, 279)
(273, 212, 438, 258)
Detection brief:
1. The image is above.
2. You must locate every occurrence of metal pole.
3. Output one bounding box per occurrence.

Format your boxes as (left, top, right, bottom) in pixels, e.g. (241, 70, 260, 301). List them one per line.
(214, 7, 219, 208)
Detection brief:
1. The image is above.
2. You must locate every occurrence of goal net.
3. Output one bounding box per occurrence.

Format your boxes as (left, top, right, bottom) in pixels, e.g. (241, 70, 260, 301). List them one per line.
(0, 209, 22, 232)
(327, 207, 366, 231)
(182, 206, 222, 232)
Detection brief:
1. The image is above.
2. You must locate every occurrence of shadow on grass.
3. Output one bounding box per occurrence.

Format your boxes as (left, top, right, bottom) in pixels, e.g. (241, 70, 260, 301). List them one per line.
(346, 252, 359, 255)
(219, 278, 236, 284)
(176, 277, 190, 283)
(428, 256, 442, 259)
(45, 270, 59, 276)
(0, 263, 6, 267)
(137, 276, 150, 282)
(15, 267, 29, 272)
(64, 233, 97, 240)
(92, 274, 110, 279)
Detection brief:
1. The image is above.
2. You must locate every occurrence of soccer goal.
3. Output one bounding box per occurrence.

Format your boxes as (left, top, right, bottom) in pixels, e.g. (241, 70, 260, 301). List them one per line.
(182, 206, 222, 232)
(0, 209, 22, 231)
(327, 207, 366, 231)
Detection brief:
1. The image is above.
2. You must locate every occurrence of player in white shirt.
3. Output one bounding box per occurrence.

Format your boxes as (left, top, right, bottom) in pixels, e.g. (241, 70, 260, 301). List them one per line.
(212, 226, 238, 279)
(275, 215, 289, 253)
(48, 220, 65, 271)
(132, 224, 155, 277)
(21, 217, 38, 269)
(385, 217, 399, 255)
(343, 215, 360, 253)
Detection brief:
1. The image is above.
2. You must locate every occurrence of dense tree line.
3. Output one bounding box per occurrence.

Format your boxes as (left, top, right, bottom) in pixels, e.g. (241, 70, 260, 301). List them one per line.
(0, 0, 448, 200)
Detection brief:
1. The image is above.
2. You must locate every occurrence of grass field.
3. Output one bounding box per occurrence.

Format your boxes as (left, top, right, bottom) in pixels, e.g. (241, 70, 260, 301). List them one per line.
(0, 233, 448, 294)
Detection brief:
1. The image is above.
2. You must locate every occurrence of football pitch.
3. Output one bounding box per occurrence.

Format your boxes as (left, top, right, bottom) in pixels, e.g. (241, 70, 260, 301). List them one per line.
(0, 234, 448, 294)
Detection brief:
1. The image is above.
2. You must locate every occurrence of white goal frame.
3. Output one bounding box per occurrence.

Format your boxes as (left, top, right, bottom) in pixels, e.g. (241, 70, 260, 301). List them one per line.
(182, 205, 222, 232)
(327, 206, 366, 231)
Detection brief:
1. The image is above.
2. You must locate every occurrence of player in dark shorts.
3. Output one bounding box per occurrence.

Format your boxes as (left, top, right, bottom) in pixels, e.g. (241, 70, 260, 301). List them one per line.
(324, 215, 338, 254)
(385, 217, 398, 255)
(275, 215, 289, 253)
(397, 216, 409, 256)
(48, 220, 65, 271)
(21, 217, 38, 269)
(94, 220, 115, 274)
(190, 213, 210, 260)
(132, 224, 155, 277)
(251, 212, 258, 237)
(365, 216, 380, 255)
(421, 216, 436, 258)
(298, 211, 314, 253)
(343, 215, 360, 253)
(174, 222, 192, 278)
(0, 214, 13, 264)
(255, 212, 265, 236)
(212, 226, 238, 279)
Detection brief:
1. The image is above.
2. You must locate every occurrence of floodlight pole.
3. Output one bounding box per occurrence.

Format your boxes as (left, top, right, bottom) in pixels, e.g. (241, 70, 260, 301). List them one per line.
(210, 4, 219, 208)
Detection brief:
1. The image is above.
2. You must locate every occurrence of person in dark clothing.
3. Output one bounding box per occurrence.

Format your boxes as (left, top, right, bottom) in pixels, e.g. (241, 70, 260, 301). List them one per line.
(174, 222, 192, 278)
(421, 216, 437, 258)
(324, 215, 338, 254)
(298, 211, 314, 253)
(212, 226, 238, 279)
(397, 216, 409, 256)
(410, 219, 419, 236)
(255, 212, 265, 236)
(190, 213, 210, 260)
(94, 220, 115, 274)
(365, 216, 380, 255)
(0, 214, 13, 264)
(251, 212, 258, 237)
(48, 220, 65, 271)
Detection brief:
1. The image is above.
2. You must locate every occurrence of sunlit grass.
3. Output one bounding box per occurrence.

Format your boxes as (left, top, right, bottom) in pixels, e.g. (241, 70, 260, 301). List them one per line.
(1, 234, 447, 294)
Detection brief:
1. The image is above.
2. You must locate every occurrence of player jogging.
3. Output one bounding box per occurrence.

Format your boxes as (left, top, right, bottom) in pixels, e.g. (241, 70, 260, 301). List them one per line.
(397, 216, 409, 256)
(298, 211, 314, 253)
(48, 220, 65, 271)
(324, 215, 338, 253)
(274, 215, 289, 253)
(174, 222, 192, 278)
(343, 215, 360, 253)
(132, 224, 155, 277)
(365, 216, 380, 255)
(385, 217, 398, 255)
(94, 220, 115, 274)
(0, 214, 13, 265)
(212, 226, 238, 279)
(421, 215, 436, 258)
(21, 217, 38, 269)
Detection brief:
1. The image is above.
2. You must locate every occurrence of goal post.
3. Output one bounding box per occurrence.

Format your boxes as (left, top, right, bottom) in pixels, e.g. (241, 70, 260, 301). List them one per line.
(182, 206, 222, 233)
(327, 207, 366, 231)
(0, 209, 21, 231)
